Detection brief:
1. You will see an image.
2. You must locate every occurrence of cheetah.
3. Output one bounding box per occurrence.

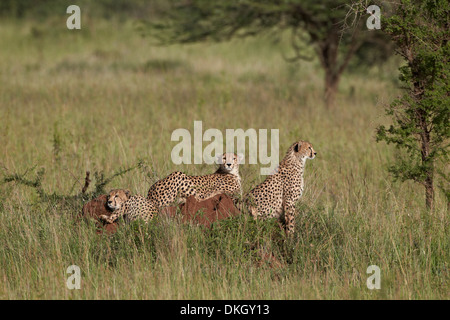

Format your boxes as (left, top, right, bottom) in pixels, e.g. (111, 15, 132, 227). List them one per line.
(244, 140, 317, 234)
(100, 189, 157, 224)
(147, 152, 243, 208)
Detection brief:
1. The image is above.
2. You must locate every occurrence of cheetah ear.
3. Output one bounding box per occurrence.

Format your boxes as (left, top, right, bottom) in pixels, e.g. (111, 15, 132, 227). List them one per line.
(124, 189, 131, 199)
(294, 143, 301, 153)
(237, 153, 244, 163)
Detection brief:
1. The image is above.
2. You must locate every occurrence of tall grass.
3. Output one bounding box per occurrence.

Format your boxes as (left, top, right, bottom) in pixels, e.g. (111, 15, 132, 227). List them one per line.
(0, 19, 448, 299)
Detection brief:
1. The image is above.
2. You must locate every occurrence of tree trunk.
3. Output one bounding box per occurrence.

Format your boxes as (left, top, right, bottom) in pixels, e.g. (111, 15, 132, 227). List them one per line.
(317, 25, 358, 109)
(324, 70, 340, 108)
(420, 121, 434, 212)
(424, 173, 434, 212)
(415, 75, 434, 212)
(416, 107, 434, 212)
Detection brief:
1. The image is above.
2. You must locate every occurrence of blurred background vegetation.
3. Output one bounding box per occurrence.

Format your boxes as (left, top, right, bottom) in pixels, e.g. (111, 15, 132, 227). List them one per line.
(0, 0, 159, 19)
(0, 0, 395, 107)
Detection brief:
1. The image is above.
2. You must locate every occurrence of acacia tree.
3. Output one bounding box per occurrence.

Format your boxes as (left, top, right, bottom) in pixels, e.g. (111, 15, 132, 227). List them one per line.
(375, 0, 449, 211)
(147, 0, 391, 107)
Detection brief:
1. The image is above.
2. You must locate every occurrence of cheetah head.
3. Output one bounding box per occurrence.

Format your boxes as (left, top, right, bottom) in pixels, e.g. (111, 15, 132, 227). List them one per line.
(106, 189, 131, 210)
(216, 152, 243, 176)
(291, 140, 317, 161)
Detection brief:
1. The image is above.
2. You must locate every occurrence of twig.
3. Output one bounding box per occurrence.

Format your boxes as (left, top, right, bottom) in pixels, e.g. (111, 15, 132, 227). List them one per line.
(81, 171, 91, 194)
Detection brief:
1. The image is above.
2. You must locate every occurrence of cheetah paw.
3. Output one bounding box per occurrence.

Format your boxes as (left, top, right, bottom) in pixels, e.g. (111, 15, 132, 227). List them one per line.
(100, 214, 116, 224)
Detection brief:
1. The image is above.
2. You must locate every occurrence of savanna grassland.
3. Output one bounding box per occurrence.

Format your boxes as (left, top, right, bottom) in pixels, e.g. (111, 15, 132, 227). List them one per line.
(0, 17, 448, 299)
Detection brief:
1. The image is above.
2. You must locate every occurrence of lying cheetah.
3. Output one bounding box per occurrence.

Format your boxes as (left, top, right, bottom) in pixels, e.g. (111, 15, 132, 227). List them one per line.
(100, 189, 157, 224)
(147, 152, 243, 208)
(245, 140, 317, 234)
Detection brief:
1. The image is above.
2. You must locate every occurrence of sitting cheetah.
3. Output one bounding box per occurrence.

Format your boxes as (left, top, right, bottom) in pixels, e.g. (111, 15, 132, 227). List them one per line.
(147, 153, 243, 208)
(100, 189, 157, 224)
(244, 140, 317, 234)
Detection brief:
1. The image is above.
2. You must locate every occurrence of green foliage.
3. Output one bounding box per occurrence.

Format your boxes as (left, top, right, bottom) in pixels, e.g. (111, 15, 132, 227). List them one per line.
(146, 0, 388, 60)
(147, 1, 347, 42)
(376, 0, 450, 207)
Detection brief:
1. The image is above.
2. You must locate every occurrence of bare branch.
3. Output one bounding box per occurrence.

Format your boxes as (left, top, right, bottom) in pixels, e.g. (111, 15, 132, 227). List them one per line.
(82, 171, 91, 194)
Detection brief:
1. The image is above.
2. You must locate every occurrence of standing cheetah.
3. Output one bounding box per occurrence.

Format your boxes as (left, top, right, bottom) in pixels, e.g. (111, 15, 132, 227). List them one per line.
(100, 189, 157, 224)
(147, 153, 243, 208)
(244, 140, 316, 234)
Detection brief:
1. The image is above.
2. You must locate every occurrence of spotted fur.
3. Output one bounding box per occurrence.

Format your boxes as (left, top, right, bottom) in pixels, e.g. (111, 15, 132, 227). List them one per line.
(244, 140, 317, 234)
(100, 190, 157, 224)
(147, 153, 242, 208)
